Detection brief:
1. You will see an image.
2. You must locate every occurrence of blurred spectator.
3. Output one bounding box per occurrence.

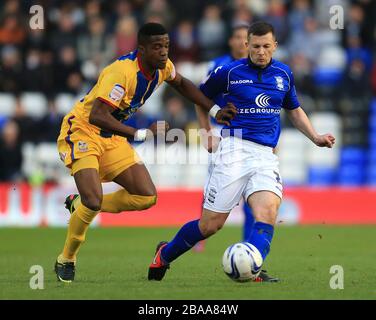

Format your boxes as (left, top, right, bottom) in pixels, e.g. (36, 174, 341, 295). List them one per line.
(287, 0, 313, 32)
(345, 36, 372, 70)
(197, 4, 226, 61)
(1, 0, 22, 16)
(23, 48, 44, 92)
(263, 0, 288, 45)
(344, 3, 368, 48)
(111, 0, 135, 28)
(26, 28, 49, 51)
(169, 20, 199, 63)
(55, 46, 83, 94)
(78, 15, 114, 81)
(0, 45, 23, 94)
(85, 0, 102, 20)
(143, 0, 174, 29)
(0, 14, 26, 47)
(164, 96, 189, 131)
(0, 120, 23, 182)
(114, 16, 138, 56)
(288, 17, 321, 64)
(12, 97, 38, 143)
(289, 53, 314, 95)
(341, 58, 370, 99)
(50, 12, 78, 53)
(359, 0, 376, 51)
(36, 100, 64, 143)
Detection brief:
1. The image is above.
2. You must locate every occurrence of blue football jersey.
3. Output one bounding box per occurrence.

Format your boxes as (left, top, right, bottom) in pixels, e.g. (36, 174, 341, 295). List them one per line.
(207, 54, 236, 75)
(200, 58, 300, 147)
(205, 54, 236, 107)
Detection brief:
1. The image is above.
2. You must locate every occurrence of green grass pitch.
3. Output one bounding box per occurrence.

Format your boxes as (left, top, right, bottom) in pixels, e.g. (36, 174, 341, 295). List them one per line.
(0, 225, 375, 300)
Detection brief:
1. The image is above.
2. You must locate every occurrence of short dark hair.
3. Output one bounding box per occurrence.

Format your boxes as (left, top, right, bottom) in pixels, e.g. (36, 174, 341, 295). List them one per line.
(137, 23, 168, 45)
(248, 21, 275, 38)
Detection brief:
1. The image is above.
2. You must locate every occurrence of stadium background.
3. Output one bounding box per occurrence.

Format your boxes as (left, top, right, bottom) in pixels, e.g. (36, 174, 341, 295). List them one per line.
(0, 0, 375, 227)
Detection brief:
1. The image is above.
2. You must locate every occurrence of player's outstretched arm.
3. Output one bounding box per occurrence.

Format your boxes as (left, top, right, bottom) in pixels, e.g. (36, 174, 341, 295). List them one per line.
(285, 107, 336, 148)
(89, 99, 167, 141)
(167, 72, 237, 126)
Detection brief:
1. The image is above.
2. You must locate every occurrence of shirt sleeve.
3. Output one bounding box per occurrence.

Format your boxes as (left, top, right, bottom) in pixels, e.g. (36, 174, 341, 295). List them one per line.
(96, 72, 126, 109)
(282, 70, 300, 110)
(199, 65, 228, 100)
(162, 59, 176, 82)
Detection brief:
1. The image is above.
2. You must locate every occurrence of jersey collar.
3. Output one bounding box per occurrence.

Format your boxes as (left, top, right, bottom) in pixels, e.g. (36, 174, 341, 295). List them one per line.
(247, 56, 274, 71)
(136, 51, 156, 81)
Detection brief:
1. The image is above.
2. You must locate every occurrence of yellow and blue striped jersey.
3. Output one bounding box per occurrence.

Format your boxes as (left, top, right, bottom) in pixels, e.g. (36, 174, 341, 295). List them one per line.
(69, 50, 176, 135)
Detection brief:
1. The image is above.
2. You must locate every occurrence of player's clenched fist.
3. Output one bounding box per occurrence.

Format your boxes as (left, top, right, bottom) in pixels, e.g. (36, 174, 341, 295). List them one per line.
(313, 133, 336, 148)
(215, 102, 237, 126)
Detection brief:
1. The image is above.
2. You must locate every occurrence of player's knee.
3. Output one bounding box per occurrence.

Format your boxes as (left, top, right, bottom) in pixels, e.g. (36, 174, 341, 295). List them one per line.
(199, 220, 224, 237)
(138, 186, 157, 197)
(81, 194, 102, 211)
(137, 194, 157, 210)
(253, 203, 278, 225)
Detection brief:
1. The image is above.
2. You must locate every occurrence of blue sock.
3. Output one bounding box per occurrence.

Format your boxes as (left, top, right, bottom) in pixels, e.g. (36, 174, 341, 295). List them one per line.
(246, 222, 274, 261)
(161, 219, 206, 263)
(242, 203, 255, 241)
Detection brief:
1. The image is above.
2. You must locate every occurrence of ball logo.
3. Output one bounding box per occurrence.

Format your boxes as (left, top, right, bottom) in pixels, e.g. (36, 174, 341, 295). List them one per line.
(255, 93, 271, 108)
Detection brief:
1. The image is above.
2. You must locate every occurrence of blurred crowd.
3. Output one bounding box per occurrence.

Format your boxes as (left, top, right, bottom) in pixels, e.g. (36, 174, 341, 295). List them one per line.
(0, 0, 375, 183)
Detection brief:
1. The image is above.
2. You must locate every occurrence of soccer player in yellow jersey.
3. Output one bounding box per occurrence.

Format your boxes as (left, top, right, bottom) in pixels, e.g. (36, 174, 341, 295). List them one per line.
(54, 23, 237, 282)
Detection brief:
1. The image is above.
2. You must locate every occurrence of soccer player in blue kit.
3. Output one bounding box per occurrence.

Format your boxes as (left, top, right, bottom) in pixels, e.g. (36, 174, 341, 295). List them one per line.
(195, 23, 256, 244)
(148, 22, 335, 281)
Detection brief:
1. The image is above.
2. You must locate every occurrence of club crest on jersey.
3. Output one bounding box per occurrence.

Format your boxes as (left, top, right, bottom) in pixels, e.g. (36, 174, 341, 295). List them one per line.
(275, 76, 284, 90)
(109, 84, 125, 102)
(78, 141, 88, 152)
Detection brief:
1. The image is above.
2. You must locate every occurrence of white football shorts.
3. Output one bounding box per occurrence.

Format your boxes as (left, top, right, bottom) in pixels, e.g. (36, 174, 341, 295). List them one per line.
(203, 136, 283, 213)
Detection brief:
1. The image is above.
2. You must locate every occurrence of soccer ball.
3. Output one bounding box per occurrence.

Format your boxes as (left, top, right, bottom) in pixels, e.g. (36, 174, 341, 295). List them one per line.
(222, 242, 263, 282)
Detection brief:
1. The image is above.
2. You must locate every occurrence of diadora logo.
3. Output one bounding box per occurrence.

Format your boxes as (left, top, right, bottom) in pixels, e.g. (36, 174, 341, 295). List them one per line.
(230, 79, 253, 85)
(255, 93, 271, 108)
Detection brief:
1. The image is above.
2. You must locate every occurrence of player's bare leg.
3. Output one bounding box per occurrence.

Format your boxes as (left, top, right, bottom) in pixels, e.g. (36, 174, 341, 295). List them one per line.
(65, 163, 157, 215)
(55, 168, 102, 282)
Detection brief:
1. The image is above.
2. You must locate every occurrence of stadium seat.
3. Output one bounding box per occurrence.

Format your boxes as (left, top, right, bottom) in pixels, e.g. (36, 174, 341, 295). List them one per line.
(306, 113, 341, 168)
(308, 166, 337, 186)
(366, 164, 376, 185)
(35, 142, 64, 182)
(0, 93, 16, 117)
(183, 145, 209, 187)
(55, 93, 76, 115)
(20, 92, 48, 118)
(21, 142, 37, 178)
(368, 148, 376, 162)
(277, 129, 308, 184)
(340, 147, 367, 166)
(280, 163, 307, 185)
(337, 164, 365, 186)
(153, 143, 186, 187)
